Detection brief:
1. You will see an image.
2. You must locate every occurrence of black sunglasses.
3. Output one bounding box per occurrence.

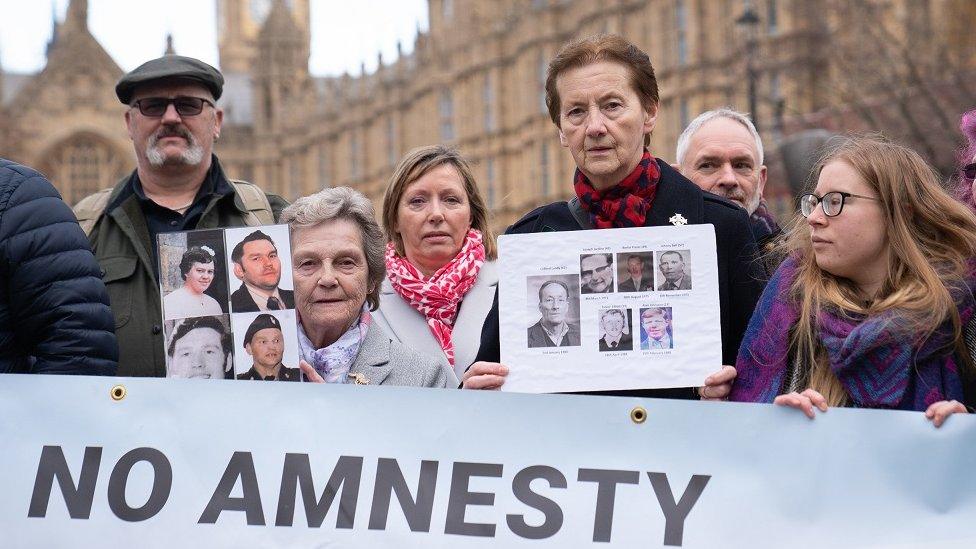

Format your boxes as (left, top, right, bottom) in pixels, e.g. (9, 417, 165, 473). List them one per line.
(963, 162, 976, 182)
(131, 96, 215, 117)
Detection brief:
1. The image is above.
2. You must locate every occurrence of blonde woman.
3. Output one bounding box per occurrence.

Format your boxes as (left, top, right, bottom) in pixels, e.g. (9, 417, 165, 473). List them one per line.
(731, 137, 976, 427)
(376, 146, 498, 378)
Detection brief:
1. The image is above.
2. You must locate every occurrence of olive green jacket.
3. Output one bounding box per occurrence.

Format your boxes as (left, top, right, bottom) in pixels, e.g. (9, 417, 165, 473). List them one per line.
(77, 172, 288, 377)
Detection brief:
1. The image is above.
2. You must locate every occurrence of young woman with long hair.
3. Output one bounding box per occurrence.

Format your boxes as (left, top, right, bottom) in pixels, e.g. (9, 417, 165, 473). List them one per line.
(730, 136, 976, 427)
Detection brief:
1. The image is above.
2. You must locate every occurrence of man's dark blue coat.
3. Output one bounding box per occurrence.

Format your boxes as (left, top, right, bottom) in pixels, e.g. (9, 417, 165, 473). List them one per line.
(0, 159, 117, 374)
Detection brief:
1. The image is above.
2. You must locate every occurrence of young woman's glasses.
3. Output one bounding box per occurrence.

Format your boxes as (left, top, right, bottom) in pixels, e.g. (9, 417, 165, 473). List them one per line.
(799, 192, 878, 217)
(962, 162, 976, 182)
(130, 96, 215, 117)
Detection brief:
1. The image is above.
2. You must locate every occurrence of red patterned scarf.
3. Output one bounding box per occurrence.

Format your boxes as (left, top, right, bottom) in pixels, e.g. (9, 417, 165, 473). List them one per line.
(385, 229, 486, 366)
(574, 151, 660, 228)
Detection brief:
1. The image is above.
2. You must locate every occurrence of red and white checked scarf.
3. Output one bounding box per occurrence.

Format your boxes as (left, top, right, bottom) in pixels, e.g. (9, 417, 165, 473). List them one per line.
(385, 229, 485, 366)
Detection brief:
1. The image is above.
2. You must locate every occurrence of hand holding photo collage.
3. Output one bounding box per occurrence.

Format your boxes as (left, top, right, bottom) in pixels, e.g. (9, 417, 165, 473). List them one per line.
(499, 225, 721, 393)
(158, 225, 301, 382)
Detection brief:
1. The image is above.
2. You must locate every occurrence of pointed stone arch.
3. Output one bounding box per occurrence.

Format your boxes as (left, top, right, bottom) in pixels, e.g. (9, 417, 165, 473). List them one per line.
(35, 132, 130, 205)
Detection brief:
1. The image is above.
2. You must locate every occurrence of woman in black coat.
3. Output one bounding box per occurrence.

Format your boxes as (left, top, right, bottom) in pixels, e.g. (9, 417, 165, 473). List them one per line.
(464, 35, 766, 399)
(0, 159, 117, 375)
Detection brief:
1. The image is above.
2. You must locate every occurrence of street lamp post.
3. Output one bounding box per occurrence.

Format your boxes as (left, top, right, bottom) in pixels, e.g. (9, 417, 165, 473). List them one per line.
(736, 5, 761, 132)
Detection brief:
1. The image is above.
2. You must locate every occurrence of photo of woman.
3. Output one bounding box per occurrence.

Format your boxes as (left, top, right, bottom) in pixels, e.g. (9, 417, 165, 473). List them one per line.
(164, 245, 224, 320)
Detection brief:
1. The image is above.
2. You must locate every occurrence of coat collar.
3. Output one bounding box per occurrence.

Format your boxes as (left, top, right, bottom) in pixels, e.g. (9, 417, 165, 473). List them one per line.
(378, 260, 497, 370)
(348, 324, 395, 386)
(105, 155, 241, 216)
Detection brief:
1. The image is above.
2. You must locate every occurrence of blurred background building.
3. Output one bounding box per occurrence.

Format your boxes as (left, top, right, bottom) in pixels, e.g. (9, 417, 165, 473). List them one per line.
(1, 0, 974, 229)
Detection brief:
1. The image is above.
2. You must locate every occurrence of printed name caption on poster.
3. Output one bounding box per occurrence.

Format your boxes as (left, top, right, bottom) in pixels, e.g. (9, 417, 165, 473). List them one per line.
(28, 446, 710, 546)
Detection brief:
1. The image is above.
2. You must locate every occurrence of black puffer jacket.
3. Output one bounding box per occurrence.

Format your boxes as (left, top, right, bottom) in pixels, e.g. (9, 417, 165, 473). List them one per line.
(0, 159, 118, 374)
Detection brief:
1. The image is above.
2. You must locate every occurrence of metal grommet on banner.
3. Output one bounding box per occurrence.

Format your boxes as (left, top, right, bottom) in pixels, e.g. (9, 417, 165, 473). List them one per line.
(110, 385, 127, 401)
(630, 406, 647, 424)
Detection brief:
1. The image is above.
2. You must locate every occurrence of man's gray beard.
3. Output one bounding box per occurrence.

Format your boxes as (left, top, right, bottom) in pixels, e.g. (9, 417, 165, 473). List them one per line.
(146, 132, 205, 167)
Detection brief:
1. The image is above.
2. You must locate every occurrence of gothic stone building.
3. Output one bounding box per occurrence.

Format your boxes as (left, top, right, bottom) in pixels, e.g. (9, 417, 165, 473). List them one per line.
(1, 0, 973, 229)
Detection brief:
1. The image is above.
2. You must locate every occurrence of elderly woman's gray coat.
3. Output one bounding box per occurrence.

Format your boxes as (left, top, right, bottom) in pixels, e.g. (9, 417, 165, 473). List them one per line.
(346, 323, 458, 388)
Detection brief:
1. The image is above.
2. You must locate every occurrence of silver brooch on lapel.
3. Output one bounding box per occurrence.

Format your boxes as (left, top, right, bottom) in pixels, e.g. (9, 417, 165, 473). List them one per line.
(348, 373, 369, 385)
(669, 213, 688, 226)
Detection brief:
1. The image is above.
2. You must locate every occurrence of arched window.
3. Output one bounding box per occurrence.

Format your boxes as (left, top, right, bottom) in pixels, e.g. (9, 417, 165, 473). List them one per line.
(439, 89, 455, 142)
(39, 134, 127, 205)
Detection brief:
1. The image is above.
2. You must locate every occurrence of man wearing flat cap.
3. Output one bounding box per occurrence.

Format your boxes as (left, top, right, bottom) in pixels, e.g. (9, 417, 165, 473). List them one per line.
(73, 54, 289, 377)
(237, 314, 300, 381)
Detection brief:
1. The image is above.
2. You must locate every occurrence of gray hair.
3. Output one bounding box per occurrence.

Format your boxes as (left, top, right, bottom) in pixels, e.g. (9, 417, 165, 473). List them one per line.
(280, 187, 386, 311)
(675, 108, 764, 166)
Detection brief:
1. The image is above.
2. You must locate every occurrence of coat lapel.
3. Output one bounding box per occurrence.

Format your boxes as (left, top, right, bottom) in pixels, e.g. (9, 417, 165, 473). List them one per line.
(377, 260, 498, 373)
(451, 260, 498, 368)
(646, 160, 705, 227)
(348, 324, 395, 386)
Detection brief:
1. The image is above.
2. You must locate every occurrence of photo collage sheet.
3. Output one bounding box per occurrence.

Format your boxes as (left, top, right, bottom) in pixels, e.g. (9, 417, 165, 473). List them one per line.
(158, 225, 302, 382)
(498, 225, 722, 393)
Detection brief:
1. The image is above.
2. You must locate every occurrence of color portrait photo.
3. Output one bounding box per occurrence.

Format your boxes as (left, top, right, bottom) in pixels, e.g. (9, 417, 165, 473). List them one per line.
(616, 252, 654, 292)
(639, 307, 674, 350)
(224, 225, 295, 313)
(230, 310, 301, 382)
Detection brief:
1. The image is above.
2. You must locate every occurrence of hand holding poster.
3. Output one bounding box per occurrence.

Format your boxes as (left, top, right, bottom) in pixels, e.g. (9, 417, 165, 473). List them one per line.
(4, 376, 976, 548)
(158, 225, 302, 382)
(498, 225, 721, 393)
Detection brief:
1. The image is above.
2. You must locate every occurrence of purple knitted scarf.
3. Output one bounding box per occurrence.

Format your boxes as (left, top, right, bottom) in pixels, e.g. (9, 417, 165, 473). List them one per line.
(730, 257, 976, 410)
(750, 200, 781, 237)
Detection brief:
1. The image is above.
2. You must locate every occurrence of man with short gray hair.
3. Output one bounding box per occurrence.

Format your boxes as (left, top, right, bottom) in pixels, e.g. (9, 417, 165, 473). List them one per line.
(74, 54, 288, 377)
(676, 109, 780, 248)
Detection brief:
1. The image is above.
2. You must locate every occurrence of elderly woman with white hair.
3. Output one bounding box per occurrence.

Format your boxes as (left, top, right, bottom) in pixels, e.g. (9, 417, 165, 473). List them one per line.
(282, 186, 458, 388)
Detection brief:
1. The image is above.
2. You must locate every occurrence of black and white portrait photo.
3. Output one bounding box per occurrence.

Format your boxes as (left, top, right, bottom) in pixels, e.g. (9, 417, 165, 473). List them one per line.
(598, 308, 633, 352)
(579, 253, 615, 294)
(525, 274, 581, 348)
(616, 252, 654, 292)
(159, 230, 229, 321)
(656, 250, 692, 291)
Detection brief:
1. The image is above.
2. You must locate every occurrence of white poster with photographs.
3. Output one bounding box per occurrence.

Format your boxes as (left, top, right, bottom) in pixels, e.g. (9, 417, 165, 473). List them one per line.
(158, 224, 302, 382)
(498, 225, 721, 393)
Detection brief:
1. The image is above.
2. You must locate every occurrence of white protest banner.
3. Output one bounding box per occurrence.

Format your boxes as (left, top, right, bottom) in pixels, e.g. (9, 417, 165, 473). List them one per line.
(3, 376, 976, 548)
(498, 225, 721, 392)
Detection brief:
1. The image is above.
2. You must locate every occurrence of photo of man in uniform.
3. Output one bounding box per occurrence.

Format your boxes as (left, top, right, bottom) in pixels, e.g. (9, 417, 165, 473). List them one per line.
(580, 253, 614, 294)
(617, 254, 653, 292)
(598, 308, 633, 351)
(657, 250, 692, 291)
(166, 315, 233, 379)
(527, 280, 581, 348)
(236, 313, 300, 381)
(230, 230, 295, 312)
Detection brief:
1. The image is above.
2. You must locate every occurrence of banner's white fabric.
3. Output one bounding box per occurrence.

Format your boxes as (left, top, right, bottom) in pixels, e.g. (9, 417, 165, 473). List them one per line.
(2, 376, 975, 548)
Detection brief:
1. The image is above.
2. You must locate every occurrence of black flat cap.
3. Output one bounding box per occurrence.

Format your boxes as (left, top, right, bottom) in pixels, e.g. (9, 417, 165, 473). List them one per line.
(244, 314, 283, 347)
(115, 55, 224, 104)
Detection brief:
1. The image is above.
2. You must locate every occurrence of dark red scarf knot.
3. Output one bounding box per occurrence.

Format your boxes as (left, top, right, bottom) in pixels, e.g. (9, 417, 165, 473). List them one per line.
(573, 151, 660, 229)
